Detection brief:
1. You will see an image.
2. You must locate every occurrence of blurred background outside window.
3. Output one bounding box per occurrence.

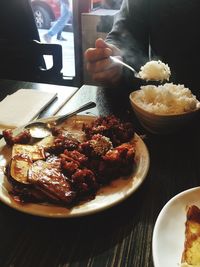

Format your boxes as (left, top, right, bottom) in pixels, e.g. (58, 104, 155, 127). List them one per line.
(31, 0, 122, 83)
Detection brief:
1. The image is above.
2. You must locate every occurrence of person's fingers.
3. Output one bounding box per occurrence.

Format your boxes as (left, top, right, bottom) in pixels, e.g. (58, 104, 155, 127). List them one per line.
(84, 47, 112, 63)
(85, 38, 122, 65)
(95, 38, 108, 48)
(84, 38, 123, 85)
(95, 38, 120, 56)
(87, 56, 123, 73)
(86, 57, 112, 73)
(92, 66, 122, 84)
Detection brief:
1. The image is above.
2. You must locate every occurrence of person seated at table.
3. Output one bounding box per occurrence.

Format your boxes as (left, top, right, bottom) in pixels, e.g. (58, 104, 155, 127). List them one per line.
(84, 0, 200, 98)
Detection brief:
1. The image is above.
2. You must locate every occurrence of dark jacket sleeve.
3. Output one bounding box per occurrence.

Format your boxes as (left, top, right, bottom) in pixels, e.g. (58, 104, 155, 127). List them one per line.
(105, 0, 150, 88)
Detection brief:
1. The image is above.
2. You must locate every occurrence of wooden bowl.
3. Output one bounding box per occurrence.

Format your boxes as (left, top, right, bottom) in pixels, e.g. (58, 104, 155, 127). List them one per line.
(129, 90, 200, 134)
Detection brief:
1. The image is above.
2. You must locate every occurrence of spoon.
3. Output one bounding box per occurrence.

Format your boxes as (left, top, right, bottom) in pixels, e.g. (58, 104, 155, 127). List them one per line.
(25, 101, 96, 139)
(110, 56, 141, 79)
(110, 56, 165, 85)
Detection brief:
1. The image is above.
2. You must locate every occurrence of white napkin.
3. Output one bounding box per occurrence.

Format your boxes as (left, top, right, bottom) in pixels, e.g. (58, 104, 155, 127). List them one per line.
(0, 89, 57, 129)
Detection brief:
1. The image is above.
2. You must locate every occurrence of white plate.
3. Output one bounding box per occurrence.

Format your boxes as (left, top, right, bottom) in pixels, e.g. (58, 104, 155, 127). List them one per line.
(0, 115, 150, 218)
(152, 186, 200, 267)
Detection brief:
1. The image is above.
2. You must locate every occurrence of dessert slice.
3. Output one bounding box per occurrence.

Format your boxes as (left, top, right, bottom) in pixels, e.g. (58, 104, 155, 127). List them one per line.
(182, 205, 200, 266)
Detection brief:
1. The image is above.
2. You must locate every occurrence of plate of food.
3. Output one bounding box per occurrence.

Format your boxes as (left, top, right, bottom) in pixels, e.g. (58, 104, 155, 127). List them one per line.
(152, 187, 200, 267)
(0, 114, 149, 218)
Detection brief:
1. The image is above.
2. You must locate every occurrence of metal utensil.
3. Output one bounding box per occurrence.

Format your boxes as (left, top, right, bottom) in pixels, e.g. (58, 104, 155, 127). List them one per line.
(25, 101, 96, 139)
(110, 56, 165, 85)
(110, 56, 141, 79)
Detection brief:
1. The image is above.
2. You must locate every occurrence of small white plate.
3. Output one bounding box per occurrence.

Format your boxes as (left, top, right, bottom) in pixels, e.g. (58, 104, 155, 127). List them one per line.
(152, 187, 200, 267)
(0, 115, 150, 218)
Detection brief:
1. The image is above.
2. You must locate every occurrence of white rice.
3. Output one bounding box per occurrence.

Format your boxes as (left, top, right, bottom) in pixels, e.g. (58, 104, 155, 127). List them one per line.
(133, 83, 200, 115)
(138, 60, 171, 81)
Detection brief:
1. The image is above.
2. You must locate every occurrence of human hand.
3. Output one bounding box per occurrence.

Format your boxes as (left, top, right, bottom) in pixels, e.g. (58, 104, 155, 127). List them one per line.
(84, 38, 123, 85)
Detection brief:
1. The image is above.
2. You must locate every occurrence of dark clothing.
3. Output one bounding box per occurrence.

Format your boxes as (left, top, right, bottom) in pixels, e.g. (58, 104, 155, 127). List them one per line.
(0, 0, 49, 81)
(0, 0, 46, 81)
(0, 0, 40, 42)
(106, 0, 200, 98)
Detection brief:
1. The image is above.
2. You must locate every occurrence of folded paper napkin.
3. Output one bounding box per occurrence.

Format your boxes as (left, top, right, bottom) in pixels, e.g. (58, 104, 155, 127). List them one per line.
(0, 89, 57, 129)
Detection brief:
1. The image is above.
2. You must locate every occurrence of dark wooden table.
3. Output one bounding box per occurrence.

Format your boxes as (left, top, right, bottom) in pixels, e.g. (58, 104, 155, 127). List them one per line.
(0, 79, 200, 267)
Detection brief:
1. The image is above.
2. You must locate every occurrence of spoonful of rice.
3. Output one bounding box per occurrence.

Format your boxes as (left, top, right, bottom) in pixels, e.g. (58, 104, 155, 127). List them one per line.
(138, 60, 171, 82)
(110, 57, 171, 84)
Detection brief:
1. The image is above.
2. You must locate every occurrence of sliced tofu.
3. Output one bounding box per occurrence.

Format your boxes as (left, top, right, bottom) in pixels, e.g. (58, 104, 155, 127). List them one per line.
(12, 144, 45, 161)
(10, 154, 32, 184)
(28, 160, 76, 204)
